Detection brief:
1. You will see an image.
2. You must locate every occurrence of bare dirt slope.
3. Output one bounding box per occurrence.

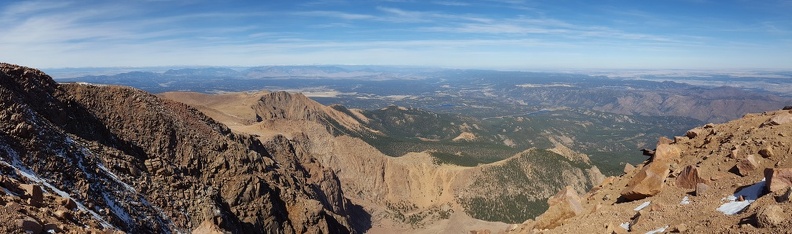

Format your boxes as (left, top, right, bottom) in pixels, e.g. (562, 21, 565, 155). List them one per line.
(510, 108, 792, 233)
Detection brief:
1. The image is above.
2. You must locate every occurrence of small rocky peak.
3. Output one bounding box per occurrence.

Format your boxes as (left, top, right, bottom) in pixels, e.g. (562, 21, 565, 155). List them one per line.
(0, 63, 58, 97)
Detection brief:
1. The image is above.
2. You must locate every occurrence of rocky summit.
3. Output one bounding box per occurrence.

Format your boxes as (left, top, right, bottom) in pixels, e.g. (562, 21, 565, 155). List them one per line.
(3, 62, 792, 234)
(508, 108, 792, 233)
(0, 63, 356, 233)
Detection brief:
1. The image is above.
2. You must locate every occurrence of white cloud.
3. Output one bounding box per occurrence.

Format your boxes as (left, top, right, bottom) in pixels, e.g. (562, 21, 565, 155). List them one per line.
(0, 0, 789, 69)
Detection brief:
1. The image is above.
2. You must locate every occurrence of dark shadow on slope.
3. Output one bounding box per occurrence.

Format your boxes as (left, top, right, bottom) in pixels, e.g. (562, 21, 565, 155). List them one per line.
(348, 202, 372, 233)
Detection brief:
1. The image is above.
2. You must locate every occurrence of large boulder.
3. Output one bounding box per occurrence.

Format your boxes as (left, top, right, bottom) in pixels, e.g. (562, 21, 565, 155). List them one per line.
(20, 184, 43, 207)
(653, 144, 681, 162)
(767, 114, 792, 126)
(534, 186, 584, 229)
(620, 162, 670, 201)
(755, 205, 784, 228)
(736, 155, 760, 176)
(765, 168, 792, 193)
(16, 217, 42, 234)
(675, 165, 706, 189)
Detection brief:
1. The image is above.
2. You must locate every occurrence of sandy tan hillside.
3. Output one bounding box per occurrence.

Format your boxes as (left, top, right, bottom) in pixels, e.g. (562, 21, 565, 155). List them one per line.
(160, 91, 604, 232)
(509, 108, 792, 233)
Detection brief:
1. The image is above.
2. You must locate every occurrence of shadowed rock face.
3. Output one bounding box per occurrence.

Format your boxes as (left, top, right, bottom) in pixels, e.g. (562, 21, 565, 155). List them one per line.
(0, 63, 356, 233)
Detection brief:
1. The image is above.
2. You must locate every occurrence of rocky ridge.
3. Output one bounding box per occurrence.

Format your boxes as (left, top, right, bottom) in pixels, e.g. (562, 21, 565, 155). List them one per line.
(509, 108, 792, 233)
(159, 90, 604, 231)
(0, 63, 355, 233)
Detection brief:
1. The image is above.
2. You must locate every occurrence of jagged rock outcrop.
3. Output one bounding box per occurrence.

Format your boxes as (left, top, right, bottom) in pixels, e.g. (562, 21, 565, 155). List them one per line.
(0, 63, 355, 233)
(161, 89, 605, 231)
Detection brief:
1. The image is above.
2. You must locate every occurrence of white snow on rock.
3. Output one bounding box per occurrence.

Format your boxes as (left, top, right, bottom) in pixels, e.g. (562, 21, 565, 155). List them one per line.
(717, 179, 766, 215)
(634, 201, 651, 211)
(680, 196, 690, 205)
(620, 222, 631, 231)
(103, 192, 134, 226)
(97, 163, 137, 193)
(0, 140, 117, 230)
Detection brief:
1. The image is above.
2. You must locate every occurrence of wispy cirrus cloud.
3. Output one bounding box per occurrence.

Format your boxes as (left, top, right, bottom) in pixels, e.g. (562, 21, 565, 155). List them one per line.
(0, 0, 789, 69)
(294, 10, 374, 20)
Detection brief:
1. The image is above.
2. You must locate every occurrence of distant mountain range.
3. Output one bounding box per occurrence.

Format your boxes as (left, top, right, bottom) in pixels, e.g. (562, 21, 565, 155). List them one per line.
(3, 63, 790, 233)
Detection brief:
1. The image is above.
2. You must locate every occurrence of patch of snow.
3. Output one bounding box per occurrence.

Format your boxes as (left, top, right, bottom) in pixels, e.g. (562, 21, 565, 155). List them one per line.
(97, 163, 136, 193)
(141, 198, 175, 234)
(680, 196, 690, 205)
(634, 201, 651, 211)
(65, 136, 96, 180)
(717, 179, 766, 215)
(0, 141, 116, 230)
(76, 82, 107, 87)
(103, 192, 134, 226)
(645, 225, 669, 234)
(620, 222, 631, 230)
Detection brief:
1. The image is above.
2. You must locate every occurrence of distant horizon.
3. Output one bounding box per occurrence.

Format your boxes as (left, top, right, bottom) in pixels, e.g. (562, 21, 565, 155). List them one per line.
(2, 1, 791, 70)
(39, 63, 792, 72)
(40, 64, 792, 81)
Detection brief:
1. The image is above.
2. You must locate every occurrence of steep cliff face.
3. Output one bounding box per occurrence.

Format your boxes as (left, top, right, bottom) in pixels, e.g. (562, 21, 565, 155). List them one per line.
(0, 63, 355, 233)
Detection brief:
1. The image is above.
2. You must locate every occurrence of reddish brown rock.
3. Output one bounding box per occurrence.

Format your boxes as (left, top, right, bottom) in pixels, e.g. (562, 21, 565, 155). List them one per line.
(56, 196, 77, 210)
(534, 186, 584, 229)
(775, 187, 792, 203)
(20, 184, 43, 207)
(653, 144, 681, 162)
(53, 208, 72, 220)
(737, 155, 760, 176)
(765, 168, 792, 193)
(758, 147, 775, 158)
(16, 217, 42, 234)
(675, 165, 706, 189)
(620, 162, 670, 201)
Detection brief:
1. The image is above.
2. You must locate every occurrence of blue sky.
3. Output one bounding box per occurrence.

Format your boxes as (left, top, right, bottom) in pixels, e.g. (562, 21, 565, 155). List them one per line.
(1, 0, 790, 69)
